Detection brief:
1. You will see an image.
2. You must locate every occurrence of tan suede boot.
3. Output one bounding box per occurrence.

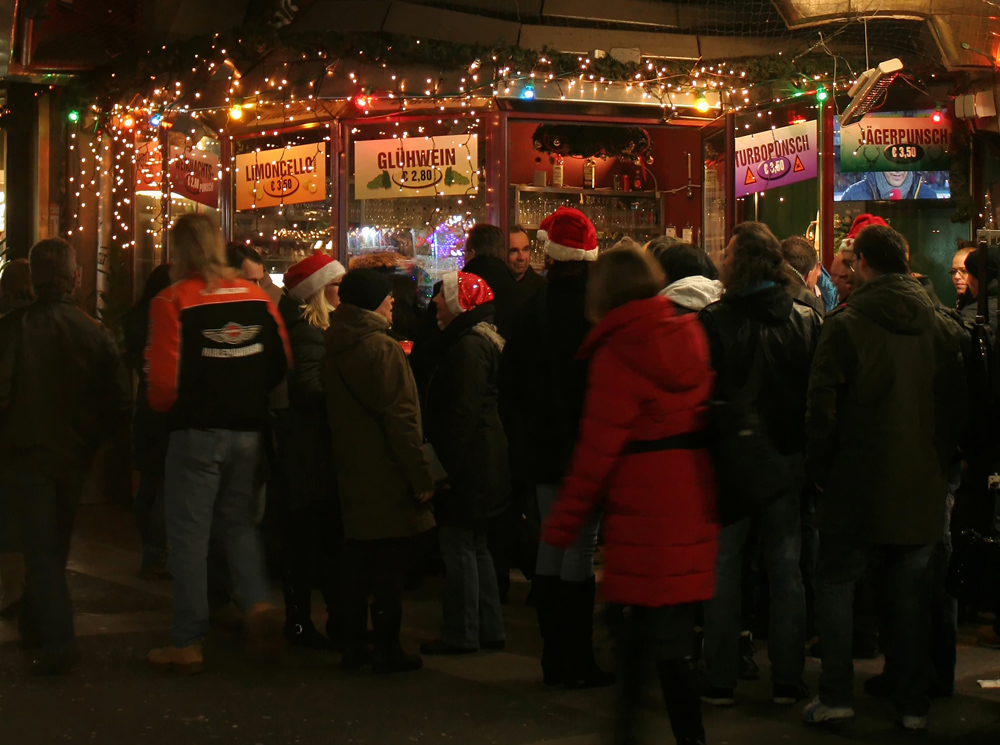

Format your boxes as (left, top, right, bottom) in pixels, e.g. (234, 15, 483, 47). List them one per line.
(246, 602, 284, 658)
(147, 643, 204, 675)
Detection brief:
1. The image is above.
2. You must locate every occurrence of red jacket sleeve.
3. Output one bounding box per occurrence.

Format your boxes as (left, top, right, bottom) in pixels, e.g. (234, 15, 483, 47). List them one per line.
(541, 347, 641, 550)
(145, 290, 181, 413)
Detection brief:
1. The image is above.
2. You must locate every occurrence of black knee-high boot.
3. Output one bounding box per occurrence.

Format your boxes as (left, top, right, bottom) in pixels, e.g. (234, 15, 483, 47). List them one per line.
(533, 574, 564, 685)
(282, 570, 330, 649)
(562, 576, 616, 689)
(657, 657, 707, 745)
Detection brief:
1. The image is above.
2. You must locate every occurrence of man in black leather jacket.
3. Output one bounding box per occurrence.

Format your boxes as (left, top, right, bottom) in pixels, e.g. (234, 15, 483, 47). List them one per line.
(0, 239, 131, 674)
(698, 221, 822, 708)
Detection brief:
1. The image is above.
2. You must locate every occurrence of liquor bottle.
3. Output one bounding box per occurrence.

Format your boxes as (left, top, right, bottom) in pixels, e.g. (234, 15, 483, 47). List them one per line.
(551, 157, 564, 188)
(583, 158, 596, 189)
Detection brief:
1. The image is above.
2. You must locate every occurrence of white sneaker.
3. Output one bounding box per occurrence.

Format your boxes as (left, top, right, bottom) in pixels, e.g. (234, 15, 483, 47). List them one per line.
(899, 715, 928, 732)
(802, 696, 855, 724)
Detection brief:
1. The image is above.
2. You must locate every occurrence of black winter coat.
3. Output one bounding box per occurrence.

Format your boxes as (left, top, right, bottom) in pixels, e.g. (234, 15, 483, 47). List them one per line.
(517, 266, 547, 298)
(501, 263, 591, 485)
(422, 304, 510, 525)
(0, 294, 132, 471)
(276, 293, 337, 511)
(699, 284, 823, 455)
(462, 255, 523, 340)
(123, 300, 170, 475)
(806, 274, 968, 544)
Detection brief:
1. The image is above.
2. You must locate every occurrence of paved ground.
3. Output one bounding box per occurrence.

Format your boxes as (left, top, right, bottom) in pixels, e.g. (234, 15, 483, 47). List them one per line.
(1, 504, 998, 745)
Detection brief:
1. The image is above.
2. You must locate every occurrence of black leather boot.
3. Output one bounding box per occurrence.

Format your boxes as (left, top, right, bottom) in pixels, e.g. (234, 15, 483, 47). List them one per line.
(282, 574, 331, 650)
(371, 607, 422, 674)
(340, 602, 372, 670)
(561, 577, 616, 689)
(533, 575, 564, 685)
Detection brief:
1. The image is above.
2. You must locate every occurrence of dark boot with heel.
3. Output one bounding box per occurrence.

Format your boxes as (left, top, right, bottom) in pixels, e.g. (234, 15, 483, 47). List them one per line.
(371, 607, 422, 674)
(282, 574, 331, 650)
(533, 575, 564, 685)
(561, 577, 616, 689)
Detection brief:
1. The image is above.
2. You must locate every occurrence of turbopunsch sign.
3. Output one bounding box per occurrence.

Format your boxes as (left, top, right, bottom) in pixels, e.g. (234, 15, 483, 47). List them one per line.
(734, 120, 817, 198)
(234, 142, 326, 210)
(355, 134, 478, 200)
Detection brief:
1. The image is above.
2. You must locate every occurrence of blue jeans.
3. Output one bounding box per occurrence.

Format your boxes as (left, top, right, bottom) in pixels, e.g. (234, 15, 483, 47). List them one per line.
(535, 483, 600, 581)
(438, 524, 505, 648)
(817, 534, 935, 716)
(0, 454, 87, 655)
(165, 429, 271, 648)
(134, 472, 167, 569)
(703, 458, 806, 689)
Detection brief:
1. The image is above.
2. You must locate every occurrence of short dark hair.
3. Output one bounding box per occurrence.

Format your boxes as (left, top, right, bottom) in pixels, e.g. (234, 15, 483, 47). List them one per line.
(0, 259, 33, 307)
(226, 243, 263, 271)
(651, 242, 717, 283)
(724, 222, 787, 294)
(28, 238, 76, 294)
(853, 225, 910, 275)
(465, 224, 506, 261)
(509, 224, 528, 239)
(780, 236, 818, 277)
(585, 245, 664, 322)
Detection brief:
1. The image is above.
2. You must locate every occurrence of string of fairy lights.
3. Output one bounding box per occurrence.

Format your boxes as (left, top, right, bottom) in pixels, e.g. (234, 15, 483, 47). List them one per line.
(58, 31, 874, 253)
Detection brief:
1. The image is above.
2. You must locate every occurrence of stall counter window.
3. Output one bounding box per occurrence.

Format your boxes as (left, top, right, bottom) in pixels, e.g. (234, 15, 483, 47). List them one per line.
(347, 116, 485, 322)
(231, 125, 334, 288)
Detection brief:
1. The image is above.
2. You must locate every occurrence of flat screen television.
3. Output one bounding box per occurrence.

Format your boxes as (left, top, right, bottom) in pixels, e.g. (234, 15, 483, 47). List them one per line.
(833, 117, 950, 201)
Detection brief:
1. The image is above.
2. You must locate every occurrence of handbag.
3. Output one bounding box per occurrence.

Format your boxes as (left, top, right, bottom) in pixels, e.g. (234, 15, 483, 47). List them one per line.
(421, 442, 449, 488)
(708, 340, 792, 526)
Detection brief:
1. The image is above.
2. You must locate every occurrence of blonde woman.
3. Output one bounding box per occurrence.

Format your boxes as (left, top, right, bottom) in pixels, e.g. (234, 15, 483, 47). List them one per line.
(274, 253, 346, 649)
(145, 214, 292, 674)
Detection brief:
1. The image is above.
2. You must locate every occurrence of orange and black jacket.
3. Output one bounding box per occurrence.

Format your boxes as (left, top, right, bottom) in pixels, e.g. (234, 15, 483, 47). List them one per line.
(145, 275, 291, 431)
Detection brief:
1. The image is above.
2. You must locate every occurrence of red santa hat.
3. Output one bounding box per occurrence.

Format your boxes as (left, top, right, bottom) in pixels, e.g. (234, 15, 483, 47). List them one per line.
(441, 271, 495, 316)
(840, 213, 888, 252)
(537, 206, 598, 262)
(284, 254, 346, 302)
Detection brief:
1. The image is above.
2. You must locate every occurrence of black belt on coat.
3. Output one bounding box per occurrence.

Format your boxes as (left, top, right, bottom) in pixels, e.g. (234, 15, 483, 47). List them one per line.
(627, 431, 709, 454)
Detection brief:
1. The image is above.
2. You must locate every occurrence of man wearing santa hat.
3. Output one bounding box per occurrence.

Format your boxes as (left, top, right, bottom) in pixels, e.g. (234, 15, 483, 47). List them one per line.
(502, 207, 615, 689)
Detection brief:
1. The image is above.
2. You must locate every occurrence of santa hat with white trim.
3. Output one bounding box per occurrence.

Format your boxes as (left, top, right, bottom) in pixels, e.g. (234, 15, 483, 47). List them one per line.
(839, 213, 888, 252)
(441, 271, 495, 317)
(284, 253, 346, 302)
(537, 206, 598, 262)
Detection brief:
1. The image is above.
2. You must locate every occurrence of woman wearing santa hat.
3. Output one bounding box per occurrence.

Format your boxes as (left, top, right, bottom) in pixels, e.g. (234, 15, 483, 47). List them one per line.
(274, 252, 346, 650)
(418, 271, 510, 655)
(502, 206, 614, 688)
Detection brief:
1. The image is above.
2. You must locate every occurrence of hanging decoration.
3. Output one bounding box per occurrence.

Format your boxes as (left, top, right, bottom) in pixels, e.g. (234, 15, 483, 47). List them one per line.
(532, 125, 651, 160)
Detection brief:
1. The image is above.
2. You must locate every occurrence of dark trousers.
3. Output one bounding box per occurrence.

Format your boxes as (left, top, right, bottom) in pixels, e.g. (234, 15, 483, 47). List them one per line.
(134, 472, 167, 569)
(341, 537, 411, 646)
(817, 533, 934, 716)
(284, 501, 342, 622)
(607, 603, 705, 744)
(1, 457, 88, 654)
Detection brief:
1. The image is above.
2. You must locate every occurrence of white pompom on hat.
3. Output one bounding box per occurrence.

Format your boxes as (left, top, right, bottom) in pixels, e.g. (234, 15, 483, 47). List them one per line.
(538, 206, 599, 262)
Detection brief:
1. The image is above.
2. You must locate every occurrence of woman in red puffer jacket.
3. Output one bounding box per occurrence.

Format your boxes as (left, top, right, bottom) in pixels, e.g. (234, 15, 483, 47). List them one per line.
(542, 245, 718, 745)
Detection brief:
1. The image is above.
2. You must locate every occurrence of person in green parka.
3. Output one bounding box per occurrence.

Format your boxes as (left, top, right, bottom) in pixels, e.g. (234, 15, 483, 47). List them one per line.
(322, 268, 435, 674)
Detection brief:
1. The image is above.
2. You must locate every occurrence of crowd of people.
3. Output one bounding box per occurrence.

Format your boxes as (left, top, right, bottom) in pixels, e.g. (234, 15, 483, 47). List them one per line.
(0, 205, 997, 744)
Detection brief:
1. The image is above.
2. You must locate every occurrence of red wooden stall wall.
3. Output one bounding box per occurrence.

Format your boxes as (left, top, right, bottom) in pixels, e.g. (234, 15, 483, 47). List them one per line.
(506, 120, 703, 238)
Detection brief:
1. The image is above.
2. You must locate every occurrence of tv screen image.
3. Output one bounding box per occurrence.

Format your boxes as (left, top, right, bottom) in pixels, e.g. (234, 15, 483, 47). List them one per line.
(833, 113, 950, 202)
(834, 170, 949, 201)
